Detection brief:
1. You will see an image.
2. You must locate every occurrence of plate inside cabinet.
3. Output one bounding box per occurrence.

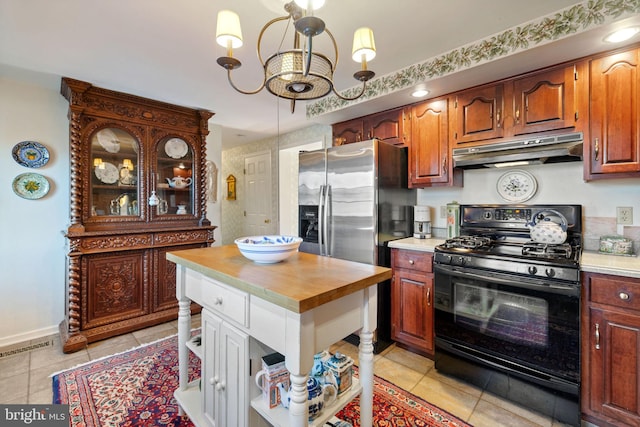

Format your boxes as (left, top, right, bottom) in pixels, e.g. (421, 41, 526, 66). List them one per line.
(165, 138, 188, 159)
(96, 128, 121, 153)
(12, 141, 50, 168)
(94, 162, 119, 184)
(12, 172, 50, 199)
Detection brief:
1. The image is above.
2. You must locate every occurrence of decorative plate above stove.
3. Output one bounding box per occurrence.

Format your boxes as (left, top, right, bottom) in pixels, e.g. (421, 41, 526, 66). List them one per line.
(496, 169, 538, 202)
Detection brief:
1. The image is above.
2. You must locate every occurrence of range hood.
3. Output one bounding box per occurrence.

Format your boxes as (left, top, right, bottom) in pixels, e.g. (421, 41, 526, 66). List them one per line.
(452, 132, 583, 169)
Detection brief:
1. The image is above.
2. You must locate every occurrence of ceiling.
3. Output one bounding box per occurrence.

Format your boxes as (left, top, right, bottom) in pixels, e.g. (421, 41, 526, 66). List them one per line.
(1, 0, 639, 149)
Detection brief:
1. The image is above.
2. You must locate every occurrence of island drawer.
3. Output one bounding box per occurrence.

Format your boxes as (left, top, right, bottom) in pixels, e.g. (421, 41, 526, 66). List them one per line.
(392, 249, 433, 272)
(200, 276, 249, 327)
(587, 273, 640, 311)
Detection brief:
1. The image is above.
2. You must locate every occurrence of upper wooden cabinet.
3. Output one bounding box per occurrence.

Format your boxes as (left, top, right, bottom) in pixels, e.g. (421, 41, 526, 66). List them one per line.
(511, 65, 578, 136)
(453, 83, 505, 144)
(409, 97, 461, 187)
(332, 107, 408, 146)
(453, 64, 580, 147)
(59, 78, 215, 352)
(586, 46, 640, 179)
(364, 108, 408, 146)
(333, 119, 364, 145)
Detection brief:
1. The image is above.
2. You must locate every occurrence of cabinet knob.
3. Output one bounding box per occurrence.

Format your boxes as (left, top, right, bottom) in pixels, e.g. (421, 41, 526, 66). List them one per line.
(209, 376, 219, 385)
(215, 381, 226, 391)
(594, 138, 599, 161)
(409, 259, 414, 265)
(619, 292, 630, 300)
(214, 297, 223, 305)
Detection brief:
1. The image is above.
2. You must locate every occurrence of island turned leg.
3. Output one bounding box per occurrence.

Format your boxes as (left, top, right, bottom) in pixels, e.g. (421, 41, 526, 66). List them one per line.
(359, 287, 374, 427)
(175, 266, 191, 416)
(288, 372, 310, 427)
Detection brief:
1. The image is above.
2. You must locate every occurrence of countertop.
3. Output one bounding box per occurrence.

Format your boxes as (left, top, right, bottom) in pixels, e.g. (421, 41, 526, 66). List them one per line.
(166, 245, 391, 313)
(388, 238, 640, 278)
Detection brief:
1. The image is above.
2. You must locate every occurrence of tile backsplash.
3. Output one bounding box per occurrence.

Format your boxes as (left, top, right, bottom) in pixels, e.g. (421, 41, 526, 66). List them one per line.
(583, 216, 639, 254)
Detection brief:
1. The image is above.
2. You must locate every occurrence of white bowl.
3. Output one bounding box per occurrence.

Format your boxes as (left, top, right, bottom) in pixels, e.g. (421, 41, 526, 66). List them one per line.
(234, 235, 303, 264)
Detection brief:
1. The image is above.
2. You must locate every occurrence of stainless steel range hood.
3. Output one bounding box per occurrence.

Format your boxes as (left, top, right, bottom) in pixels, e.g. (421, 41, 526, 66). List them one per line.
(452, 132, 583, 169)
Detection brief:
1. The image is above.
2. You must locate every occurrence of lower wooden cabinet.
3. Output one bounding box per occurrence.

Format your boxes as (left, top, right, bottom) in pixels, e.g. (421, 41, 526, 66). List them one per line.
(582, 272, 640, 427)
(391, 248, 434, 357)
(60, 227, 214, 353)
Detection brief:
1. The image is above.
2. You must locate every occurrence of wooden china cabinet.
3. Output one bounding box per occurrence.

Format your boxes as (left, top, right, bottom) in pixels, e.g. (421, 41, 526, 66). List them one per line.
(59, 78, 216, 353)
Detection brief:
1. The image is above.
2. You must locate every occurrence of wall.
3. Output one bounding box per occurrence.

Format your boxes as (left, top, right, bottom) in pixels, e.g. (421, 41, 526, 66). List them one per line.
(0, 67, 223, 346)
(220, 124, 331, 245)
(416, 162, 640, 251)
(0, 68, 69, 346)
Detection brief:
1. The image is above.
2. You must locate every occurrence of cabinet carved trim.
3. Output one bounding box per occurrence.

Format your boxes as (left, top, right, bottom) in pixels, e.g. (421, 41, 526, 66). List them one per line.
(60, 78, 215, 353)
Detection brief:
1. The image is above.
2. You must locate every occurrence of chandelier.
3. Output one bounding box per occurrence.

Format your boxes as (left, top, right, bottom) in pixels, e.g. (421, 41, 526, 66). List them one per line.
(215, 0, 376, 112)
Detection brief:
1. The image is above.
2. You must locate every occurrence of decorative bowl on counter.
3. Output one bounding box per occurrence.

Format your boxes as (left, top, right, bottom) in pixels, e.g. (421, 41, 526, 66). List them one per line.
(234, 235, 303, 263)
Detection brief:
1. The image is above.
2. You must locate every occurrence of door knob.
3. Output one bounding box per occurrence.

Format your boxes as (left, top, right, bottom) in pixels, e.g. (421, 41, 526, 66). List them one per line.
(264, 219, 271, 224)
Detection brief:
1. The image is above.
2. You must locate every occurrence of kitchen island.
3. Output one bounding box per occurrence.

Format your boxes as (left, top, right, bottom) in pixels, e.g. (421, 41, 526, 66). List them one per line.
(166, 245, 392, 427)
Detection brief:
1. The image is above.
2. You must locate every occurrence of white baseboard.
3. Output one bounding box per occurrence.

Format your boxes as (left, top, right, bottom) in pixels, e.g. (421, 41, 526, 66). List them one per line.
(0, 325, 59, 349)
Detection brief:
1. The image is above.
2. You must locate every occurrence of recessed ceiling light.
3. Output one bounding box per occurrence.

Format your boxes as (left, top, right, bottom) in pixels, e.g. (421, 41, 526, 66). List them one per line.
(411, 89, 429, 98)
(604, 27, 640, 43)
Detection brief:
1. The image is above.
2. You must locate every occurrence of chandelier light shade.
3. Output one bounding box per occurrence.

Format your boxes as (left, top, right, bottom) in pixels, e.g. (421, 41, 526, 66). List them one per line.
(214, 1, 376, 112)
(216, 10, 243, 50)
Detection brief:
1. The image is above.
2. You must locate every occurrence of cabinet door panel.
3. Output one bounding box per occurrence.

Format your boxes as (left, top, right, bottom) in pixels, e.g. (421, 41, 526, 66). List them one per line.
(410, 98, 449, 186)
(365, 108, 407, 145)
(84, 251, 148, 328)
(391, 267, 434, 354)
(202, 310, 221, 427)
(589, 48, 640, 175)
(588, 308, 640, 425)
(512, 66, 576, 135)
(153, 244, 205, 313)
(332, 119, 364, 145)
(219, 322, 248, 427)
(454, 84, 504, 144)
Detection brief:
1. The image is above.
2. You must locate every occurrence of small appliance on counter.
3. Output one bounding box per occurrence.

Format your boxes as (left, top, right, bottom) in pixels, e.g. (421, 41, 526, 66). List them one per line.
(413, 205, 432, 238)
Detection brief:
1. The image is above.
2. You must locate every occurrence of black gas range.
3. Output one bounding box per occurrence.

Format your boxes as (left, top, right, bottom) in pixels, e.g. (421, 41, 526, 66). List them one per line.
(433, 204, 582, 426)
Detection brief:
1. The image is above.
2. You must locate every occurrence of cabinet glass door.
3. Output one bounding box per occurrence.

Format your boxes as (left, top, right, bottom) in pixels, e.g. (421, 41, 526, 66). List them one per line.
(155, 137, 194, 216)
(90, 127, 139, 217)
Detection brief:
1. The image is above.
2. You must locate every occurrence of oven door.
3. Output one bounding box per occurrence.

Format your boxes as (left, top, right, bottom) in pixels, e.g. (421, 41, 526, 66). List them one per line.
(434, 263, 579, 394)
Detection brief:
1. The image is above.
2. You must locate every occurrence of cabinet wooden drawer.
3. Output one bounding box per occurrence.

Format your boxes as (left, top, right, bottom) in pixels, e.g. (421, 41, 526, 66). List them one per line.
(588, 274, 640, 311)
(201, 276, 249, 327)
(393, 250, 433, 272)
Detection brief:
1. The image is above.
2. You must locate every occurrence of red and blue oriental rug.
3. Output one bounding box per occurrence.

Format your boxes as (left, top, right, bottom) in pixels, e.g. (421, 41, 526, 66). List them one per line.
(52, 334, 471, 426)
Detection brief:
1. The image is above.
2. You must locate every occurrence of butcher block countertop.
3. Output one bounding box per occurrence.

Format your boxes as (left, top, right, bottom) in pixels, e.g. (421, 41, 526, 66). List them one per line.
(166, 245, 391, 313)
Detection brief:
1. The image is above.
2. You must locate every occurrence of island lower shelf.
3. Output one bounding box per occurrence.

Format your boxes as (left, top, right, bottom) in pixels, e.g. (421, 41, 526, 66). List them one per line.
(250, 378, 361, 427)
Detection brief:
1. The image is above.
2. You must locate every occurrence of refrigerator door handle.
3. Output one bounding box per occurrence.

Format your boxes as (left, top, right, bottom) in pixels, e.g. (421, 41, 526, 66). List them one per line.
(324, 185, 331, 257)
(318, 185, 326, 256)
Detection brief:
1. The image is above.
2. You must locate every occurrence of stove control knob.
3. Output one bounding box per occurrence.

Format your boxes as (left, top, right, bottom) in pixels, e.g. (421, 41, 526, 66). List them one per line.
(545, 268, 556, 278)
(528, 266, 538, 275)
(456, 256, 466, 266)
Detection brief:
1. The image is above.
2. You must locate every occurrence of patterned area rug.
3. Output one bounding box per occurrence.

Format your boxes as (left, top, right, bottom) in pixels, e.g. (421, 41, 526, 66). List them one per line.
(52, 334, 471, 427)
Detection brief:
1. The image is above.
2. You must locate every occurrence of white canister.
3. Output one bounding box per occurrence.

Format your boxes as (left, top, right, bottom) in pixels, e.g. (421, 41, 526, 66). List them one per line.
(446, 201, 460, 238)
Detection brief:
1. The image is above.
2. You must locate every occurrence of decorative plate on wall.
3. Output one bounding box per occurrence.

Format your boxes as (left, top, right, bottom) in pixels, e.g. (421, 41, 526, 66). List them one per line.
(12, 172, 50, 199)
(496, 169, 538, 202)
(12, 141, 50, 168)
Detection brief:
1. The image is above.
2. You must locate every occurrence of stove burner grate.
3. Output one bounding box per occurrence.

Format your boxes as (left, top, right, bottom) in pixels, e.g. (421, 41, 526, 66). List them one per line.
(443, 236, 492, 249)
(522, 242, 573, 259)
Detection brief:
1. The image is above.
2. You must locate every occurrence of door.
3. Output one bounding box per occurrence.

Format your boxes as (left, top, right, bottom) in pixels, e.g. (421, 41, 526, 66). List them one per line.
(326, 141, 376, 264)
(244, 152, 273, 236)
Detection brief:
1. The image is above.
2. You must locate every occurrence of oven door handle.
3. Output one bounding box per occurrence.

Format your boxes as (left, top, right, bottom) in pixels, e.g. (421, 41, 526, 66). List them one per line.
(434, 264, 579, 297)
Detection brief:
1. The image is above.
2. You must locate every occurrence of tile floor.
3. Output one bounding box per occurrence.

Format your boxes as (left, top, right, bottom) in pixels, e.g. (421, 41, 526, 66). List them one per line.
(0, 316, 576, 427)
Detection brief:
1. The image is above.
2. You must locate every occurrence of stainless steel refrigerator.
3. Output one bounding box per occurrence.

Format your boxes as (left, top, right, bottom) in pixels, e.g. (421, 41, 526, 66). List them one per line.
(298, 139, 415, 352)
